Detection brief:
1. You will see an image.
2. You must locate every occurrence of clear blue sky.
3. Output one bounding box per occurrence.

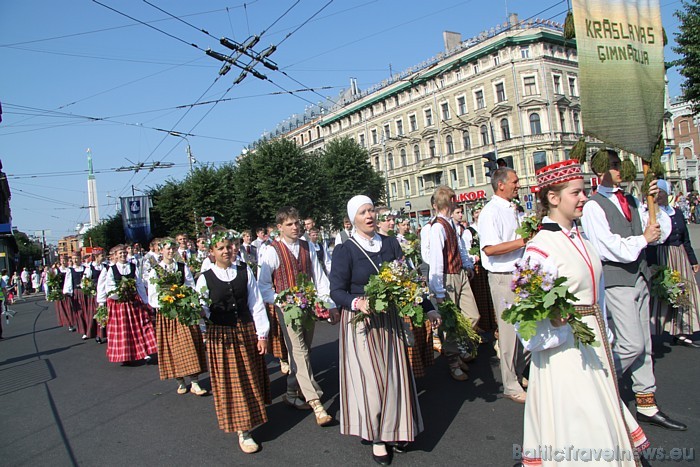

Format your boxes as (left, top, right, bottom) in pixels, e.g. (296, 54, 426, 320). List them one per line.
(0, 0, 687, 243)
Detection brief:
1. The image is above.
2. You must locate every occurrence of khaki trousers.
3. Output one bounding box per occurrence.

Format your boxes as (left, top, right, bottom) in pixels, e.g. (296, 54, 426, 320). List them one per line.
(489, 272, 530, 396)
(276, 308, 323, 401)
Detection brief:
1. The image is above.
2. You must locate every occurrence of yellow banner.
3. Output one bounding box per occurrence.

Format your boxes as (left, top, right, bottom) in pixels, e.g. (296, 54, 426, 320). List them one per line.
(572, 0, 665, 158)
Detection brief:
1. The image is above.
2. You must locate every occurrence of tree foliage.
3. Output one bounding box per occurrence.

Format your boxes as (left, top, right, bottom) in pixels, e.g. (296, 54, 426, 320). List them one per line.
(82, 214, 125, 251)
(14, 231, 42, 267)
(147, 136, 386, 236)
(674, 0, 700, 115)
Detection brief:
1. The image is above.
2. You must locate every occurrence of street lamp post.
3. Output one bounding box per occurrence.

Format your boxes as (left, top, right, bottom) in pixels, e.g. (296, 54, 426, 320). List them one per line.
(382, 131, 391, 208)
(169, 132, 199, 233)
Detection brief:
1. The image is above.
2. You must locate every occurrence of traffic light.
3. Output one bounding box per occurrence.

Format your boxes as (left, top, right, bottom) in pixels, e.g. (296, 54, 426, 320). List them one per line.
(483, 151, 497, 178)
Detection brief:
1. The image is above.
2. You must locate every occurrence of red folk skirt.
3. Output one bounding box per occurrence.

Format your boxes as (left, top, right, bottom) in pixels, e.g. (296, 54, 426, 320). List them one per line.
(106, 297, 158, 362)
(266, 304, 288, 361)
(207, 322, 270, 433)
(71, 289, 92, 335)
(55, 296, 75, 327)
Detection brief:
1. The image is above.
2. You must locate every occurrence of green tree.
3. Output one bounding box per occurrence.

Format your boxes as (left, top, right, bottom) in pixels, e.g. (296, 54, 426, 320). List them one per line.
(317, 137, 386, 228)
(14, 231, 43, 267)
(674, 0, 700, 114)
(82, 214, 125, 251)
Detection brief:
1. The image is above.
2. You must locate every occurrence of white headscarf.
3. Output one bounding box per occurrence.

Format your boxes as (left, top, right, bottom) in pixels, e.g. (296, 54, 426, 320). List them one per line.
(347, 195, 373, 226)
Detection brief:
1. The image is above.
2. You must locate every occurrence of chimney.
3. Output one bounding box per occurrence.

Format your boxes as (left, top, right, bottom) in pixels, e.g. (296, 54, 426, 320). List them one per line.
(509, 13, 519, 28)
(443, 31, 462, 52)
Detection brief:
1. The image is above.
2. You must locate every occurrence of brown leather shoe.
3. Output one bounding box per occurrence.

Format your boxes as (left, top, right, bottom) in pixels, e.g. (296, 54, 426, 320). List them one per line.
(283, 393, 311, 410)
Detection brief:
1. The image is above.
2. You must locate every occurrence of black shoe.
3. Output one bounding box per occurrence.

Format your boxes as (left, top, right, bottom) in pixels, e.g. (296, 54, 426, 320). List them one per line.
(372, 452, 392, 466)
(637, 411, 687, 431)
(672, 335, 700, 348)
(389, 442, 409, 454)
(95, 337, 102, 344)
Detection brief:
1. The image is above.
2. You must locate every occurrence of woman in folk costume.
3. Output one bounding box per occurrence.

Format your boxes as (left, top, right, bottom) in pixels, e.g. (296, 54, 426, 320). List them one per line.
(195, 230, 270, 454)
(84, 249, 107, 343)
(647, 180, 700, 347)
(330, 196, 441, 465)
(518, 161, 649, 466)
(148, 238, 207, 396)
(97, 244, 157, 365)
(63, 253, 90, 340)
(55, 255, 77, 332)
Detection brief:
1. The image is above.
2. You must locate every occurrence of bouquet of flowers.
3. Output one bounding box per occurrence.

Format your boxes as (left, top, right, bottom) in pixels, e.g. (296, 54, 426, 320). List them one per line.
(399, 232, 422, 269)
(438, 300, 482, 358)
(108, 277, 138, 302)
(151, 264, 205, 326)
(46, 271, 64, 302)
(501, 258, 598, 348)
(468, 231, 480, 257)
(352, 259, 430, 327)
(94, 304, 108, 328)
(515, 215, 540, 241)
(275, 273, 328, 331)
(651, 267, 691, 309)
(81, 276, 96, 297)
(186, 255, 203, 276)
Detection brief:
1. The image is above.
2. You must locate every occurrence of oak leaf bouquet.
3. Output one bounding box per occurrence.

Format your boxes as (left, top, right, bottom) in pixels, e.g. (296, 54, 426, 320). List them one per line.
(438, 300, 482, 358)
(501, 258, 597, 348)
(651, 267, 691, 309)
(352, 259, 430, 327)
(275, 273, 329, 331)
(94, 305, 108, 328)
(151, 264, 206, 326)
(46, 271, 64, 302)
(81, 276, 96, 297)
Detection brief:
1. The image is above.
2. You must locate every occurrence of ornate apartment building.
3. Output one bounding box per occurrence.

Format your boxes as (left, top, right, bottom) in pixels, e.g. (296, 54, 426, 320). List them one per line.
(263, 14, 680, 222)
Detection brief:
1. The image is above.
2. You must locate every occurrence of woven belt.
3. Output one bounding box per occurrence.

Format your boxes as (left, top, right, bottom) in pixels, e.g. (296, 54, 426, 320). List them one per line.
(574, 304, 598, 317)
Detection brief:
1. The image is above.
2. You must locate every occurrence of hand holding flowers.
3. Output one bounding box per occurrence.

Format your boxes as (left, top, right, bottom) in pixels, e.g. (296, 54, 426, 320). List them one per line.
(275, 273, 329, 331)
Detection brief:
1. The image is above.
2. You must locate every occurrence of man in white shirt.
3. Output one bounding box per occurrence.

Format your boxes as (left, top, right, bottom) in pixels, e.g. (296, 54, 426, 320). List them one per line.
(419, 194, 437, 280)
(334, 217, 353, 246)
(175, 233, 190, 261)
(582, 149, 684, 431)
(479, 168, 530, 403)
(258, 207, 339, 426)
(428, 186, 477, 381)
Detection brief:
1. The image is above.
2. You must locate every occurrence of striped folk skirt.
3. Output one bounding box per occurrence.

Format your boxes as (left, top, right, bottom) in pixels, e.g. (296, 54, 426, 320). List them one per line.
(339, 308, 423, 442)
(55, 296, 75, 327)
(156, 313, 207, 380)
(471, 265, 497, 333)
(266, 304, 288, 361)
(71, 289, 92, 335)
(404, 317, 434, 378)
(206, 322, 270, 433)
(650, 245, 700, 336)
(105, 297, 158, 363)
(85, 296, 106, 339)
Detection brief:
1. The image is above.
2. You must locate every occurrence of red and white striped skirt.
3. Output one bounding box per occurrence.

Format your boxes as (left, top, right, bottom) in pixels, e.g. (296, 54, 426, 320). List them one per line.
(106, 297, 157, 362)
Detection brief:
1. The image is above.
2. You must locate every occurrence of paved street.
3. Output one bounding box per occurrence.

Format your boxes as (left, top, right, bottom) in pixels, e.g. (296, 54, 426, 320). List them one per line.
(2, 229, 700, 466)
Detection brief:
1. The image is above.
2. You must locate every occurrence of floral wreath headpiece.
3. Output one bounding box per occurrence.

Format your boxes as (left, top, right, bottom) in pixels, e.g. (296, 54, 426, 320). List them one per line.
(377, 209, 399, 223)
(208, 229, 241, 247)
(472, 202, 484, 212)
(158, 237, 178, 249)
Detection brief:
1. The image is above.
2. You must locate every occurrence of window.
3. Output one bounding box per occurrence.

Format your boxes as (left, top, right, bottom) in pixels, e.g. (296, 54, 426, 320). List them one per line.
(384, 124, 391, 139)
(455, 68, 462, 80)
(414, 144, 421, 161)
(463, 131, 471, 150)
(387, 153, 394, 170)
(500, 118, 511, 140)
(446, 135, 454, 154)
(530, 113, 542, 135)
(409, 114, 418, 131)
(450, 168, 458, 188)
(559, 110, 566, 132)
(480, 125, 489, 145)
(374, 156, 380, 171)
(359, 134, 366, 147)
(391, 182, 397, 199)
(403, 180, 411, 196)
(418, 176, 425, 195)
(568, 77, 578, 96)
(520, 46, 530, 58)
(467, 165, 475, 187)
(457, 96, 467, 115)
(429, 139, 436, 157)
(382, 101, 387, 111)
(396, 119, 404, 136)
(441, 102, 450, 120)
(495, 82, 506, 103)
(533, 151, 547, 171)
(425, 108, 433, 126)
(371, 129, 378, 145)
(475, 90, 485, 109)
(573, 112, 581, 133)
(394, 96, 399, 107)
(493, 54, 500, 67)
(523, 76, 537, 96)
(400, 148, 407, 166)
(473, 63, 480, 74)
(553, 74, 562, 94)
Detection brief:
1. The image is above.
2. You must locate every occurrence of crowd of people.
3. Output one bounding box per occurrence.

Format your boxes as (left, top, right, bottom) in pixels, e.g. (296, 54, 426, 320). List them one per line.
(6, 149, 697, 465)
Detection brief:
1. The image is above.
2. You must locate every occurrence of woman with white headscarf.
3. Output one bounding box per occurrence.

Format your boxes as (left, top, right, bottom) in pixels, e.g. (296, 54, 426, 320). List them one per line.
(647, 180, 700, 347)
(329, 195, 440, 465)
